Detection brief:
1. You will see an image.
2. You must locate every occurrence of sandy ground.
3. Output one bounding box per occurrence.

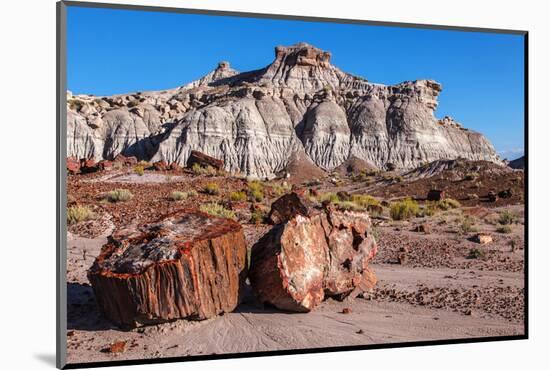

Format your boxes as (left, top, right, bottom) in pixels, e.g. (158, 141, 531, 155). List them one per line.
(65, 205, 524, 365)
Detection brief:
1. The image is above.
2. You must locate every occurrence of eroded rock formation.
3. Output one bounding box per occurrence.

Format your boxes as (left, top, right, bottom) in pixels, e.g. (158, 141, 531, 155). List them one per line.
(249, 193, 377, 312)
(67, 43, 500, 178)
(88, 210, 248, 328)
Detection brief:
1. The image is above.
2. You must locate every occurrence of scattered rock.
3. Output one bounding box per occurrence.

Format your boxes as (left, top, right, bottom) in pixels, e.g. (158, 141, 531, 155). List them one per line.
(472, 234, 493, 244)
(267, 192, 318, 224)
(342, 308, 352, 314)
(152, 160, 169, 171)
(80, 158, 97, 174)
(427, 189, 445, 201)
(498, 188, 513, 199)
(487, 191, 498, 202)
(67, 157, 80, 174)
(413, 223, 431, 234)
(101, 341, 126, 354)
(88, 210, 248, 328)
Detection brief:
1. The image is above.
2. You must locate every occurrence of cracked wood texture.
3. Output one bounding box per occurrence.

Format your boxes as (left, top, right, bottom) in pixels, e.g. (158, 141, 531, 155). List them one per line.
(88, 210, 247, 328)
(249, 194, 377, 312)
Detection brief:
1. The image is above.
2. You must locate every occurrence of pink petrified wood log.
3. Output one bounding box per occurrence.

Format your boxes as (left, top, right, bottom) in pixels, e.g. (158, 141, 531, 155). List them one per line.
(249, 193, 378, 312)
(88, 210, 247, 328)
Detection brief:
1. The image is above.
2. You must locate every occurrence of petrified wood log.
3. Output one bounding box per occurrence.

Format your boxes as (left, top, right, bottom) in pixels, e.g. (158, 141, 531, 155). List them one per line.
(88, 210, 247, 328)
(187, 150, 224, 171)
(249, 204, 377, 312)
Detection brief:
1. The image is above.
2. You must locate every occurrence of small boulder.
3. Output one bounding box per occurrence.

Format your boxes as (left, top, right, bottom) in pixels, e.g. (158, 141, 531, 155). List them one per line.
(427, 189, 445, 201)
(487, 191, 498, 202)
(97, 160, 113, 171)
(413, 223, 430, 234)
(267, 192, 318, 225)
(498, 188, 513, 199)
(67, 157, 80, 174)
(472, 233, 493, 244)
(80, 158, 98, 173)
(152, 160, 169, 171)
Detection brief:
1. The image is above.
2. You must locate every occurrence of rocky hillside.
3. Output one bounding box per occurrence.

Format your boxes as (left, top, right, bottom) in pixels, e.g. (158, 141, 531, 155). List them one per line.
(67, 42, 501, 179)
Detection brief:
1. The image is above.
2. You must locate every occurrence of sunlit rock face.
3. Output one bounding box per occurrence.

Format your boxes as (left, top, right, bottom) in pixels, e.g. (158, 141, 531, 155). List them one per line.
(67, 42, 500, 178)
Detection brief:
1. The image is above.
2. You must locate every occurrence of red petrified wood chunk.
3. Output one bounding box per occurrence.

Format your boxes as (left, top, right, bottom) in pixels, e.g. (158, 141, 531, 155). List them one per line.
(267, 192, 318, 224)
(186, 150, 224, 170)
(67, 157, 80, 174)
(152, 160, 169, 171)
(427, 189, 445, 201)
(249, 193, 378, 312)
(88, 210, 248, 328)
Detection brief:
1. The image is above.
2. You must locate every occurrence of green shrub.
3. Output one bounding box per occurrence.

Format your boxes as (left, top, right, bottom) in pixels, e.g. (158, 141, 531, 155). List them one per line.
(170, 191, 193, 201)
(390, 198, 420, 220)
(133, 165, 145, 176)
(498, 210, 515, 225)
(271, 182, 292, 196)
(437, 198, 461, 210)
(317, 192, 340, 203)
(230, 191, 247, 202)
(249, 189, 264, 202)
(335, 201, 363, 212)
(248, 181, 264, 193)
(460, 216, 478, 233)
(497, 225, 513, 234)
(105, 189, 134, 202)
(250, 209, 267, 224)
(203, 183, 220, 195)
(67, 205, 96, 224)
(199, 203, 236, 220)
(467, 248, 485, 259)
(192, 163, 219, 176)
(350, 194, 380, 208)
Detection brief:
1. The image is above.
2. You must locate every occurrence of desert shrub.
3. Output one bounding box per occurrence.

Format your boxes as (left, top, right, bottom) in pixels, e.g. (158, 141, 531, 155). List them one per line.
(498, 210, 515, 225)
(67, 205, 96, 224)
(186, 190, 198, 197)
(247, 181, 264, 202)
(203, 183, 220, 195)
(192, 163, 219, 176)
(271, 182, 292, 196)
(467, 248, 485, 259)
(390, 198, 420, 220)
(199, 203, 236, 220)
(248, 181, 264, 193)
(105, 189, 134, 202)
(497, 225, 513, 234)
(335, 201, 363, 212)
(133, 165, 145, 176)
(350, 194, 380, 208)
(170, 191, 193, 201)
(249, 189, 264, 202)
(250, 209, 267, 224)
(317, 192, 340, 203)
(230, 191, 247, 202)
(437, 198, 461, 210)
(460, 216, 478, 233)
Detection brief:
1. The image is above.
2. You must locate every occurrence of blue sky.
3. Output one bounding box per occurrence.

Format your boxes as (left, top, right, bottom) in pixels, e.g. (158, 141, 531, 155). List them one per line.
(67, 6, 525, 159)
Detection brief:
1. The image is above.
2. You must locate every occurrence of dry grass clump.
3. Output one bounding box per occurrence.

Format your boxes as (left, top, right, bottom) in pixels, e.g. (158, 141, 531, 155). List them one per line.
(497, 225, 513, 234)
(390, 198, 420, 220)
(133, 165, 145, 176)
(230, 191, 247, 202)
(192, 163, 221, 176)
(170, 190, 196, 201)
(203, 182, 220, 195)
(105, 189, 134, 202)
(467, 248, 485, 259)
(250, 208, 267, 224)
(199, 203, 236, 220)
(270, 182, 292, 197)
(67, 205, 96, 224)
(247, 181, 265, 202)
(437, 198, 461, 210)
(498, 210, 515, 225)
(460, 216, 478, 233)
